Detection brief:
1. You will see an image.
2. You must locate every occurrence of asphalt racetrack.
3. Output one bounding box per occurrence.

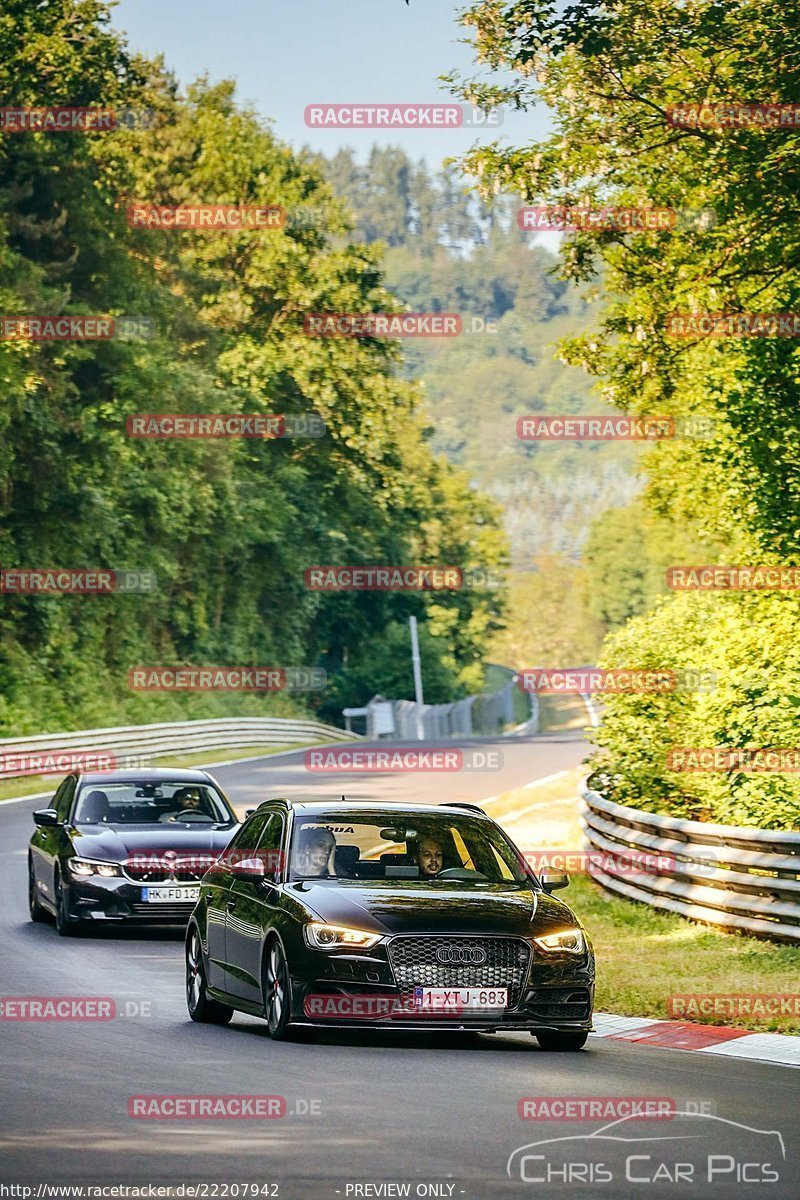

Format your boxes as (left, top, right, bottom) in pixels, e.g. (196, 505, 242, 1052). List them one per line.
(1, 733, 796, 1199)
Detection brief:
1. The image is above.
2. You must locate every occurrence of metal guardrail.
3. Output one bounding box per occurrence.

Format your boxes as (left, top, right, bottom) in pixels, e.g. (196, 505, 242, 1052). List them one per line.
(345, 674, 538, 740)
(0, 717, 355, 778)
(580, 781, 800, 943)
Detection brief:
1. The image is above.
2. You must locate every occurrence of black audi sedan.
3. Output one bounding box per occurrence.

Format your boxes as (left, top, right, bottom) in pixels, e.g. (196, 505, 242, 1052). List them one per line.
(28, 768, 240, 934)
(185, 799, 595, 1049)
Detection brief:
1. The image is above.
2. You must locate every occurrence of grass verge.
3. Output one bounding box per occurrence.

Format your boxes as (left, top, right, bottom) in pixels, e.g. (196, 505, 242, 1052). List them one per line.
(567, 873, 800, 1035)
(492, 765, 800, 1035)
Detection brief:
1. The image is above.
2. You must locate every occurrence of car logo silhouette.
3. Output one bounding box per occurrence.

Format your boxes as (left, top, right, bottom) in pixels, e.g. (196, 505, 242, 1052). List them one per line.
(435, 945, 487, 966)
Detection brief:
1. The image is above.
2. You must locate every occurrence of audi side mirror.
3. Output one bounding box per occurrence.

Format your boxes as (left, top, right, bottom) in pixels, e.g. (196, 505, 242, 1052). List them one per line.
(33, 809, 60, 828)
(230, 857, 267, 879)
(540, 871, 569, 892)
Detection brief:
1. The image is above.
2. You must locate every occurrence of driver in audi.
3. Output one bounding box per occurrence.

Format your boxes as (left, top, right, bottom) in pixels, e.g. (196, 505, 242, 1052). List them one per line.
(295, 826, 336, 877)
(416, 836, 444, 878)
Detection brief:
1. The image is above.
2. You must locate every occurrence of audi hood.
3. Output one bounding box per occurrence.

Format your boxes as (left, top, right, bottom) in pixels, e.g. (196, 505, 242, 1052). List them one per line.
(287, 880, 581, 937)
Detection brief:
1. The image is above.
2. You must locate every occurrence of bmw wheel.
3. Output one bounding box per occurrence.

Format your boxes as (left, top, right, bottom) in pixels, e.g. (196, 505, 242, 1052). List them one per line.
(186, 927, 233, 1025)
(28, 859, 47, 923)
(263, 938, 293, 1040)
(54, 868, 82, 937)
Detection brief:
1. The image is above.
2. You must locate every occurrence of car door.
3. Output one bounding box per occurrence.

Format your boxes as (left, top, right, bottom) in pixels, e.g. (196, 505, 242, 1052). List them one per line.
(205, 812, 272, 992)
(31, 776, 76, 908)
(225, 812, 285, 1004)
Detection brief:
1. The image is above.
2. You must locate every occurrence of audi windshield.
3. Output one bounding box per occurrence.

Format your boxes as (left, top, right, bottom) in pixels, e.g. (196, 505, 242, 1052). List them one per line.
(289, 811, 532, 885)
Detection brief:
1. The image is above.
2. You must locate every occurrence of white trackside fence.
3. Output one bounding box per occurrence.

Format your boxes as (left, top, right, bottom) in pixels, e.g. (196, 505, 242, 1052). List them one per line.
(580, 781, 800, 944)
(344, 674, 539, 741)
(0, 717, 354, 780)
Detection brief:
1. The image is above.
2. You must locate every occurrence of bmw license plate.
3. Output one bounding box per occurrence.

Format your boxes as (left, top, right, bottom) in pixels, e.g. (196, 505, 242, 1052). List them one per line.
(142, 886, 200, 903)
(414, 987, 507, 1011)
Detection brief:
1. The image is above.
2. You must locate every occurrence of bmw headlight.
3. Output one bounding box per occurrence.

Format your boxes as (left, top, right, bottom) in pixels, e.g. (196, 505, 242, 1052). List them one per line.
(534, 928, 585, 954)
(303, 923, 381, 951)
(68, 858, 122, 878)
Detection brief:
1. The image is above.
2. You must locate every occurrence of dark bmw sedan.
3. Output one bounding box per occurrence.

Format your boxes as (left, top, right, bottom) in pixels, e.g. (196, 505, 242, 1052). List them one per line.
(28, 768, 240, 935)
(186, 799, 595, 1049)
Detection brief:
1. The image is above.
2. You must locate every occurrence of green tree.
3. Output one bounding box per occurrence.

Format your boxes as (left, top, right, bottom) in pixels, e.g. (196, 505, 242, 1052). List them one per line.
(0, 0, 507, 734)
(449, 0, 800, 827)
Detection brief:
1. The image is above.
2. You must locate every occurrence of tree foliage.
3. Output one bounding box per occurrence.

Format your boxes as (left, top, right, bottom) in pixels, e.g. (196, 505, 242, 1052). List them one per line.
(452, 0, 800, 826)
(0, 0, 506, 733)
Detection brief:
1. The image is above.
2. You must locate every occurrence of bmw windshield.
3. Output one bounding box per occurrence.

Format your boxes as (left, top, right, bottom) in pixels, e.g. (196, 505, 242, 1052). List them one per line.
(73, 780, 236, 827)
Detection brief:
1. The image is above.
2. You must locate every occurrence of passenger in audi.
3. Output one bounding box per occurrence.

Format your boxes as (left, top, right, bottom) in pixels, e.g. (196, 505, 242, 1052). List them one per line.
(416, 836, 444, 877)
(296, 826, 336, 877)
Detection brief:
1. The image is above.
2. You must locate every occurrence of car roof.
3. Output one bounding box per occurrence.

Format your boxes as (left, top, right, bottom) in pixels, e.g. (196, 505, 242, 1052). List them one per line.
(256, 798, 489, 819)
(76, 768, 216, 785)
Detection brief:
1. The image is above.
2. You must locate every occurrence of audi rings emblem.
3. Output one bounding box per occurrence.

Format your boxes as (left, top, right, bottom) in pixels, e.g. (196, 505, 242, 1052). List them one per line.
(435, 945, 487, 966)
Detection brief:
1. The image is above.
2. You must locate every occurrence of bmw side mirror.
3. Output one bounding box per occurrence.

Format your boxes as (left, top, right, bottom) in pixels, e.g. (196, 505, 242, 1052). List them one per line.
(33, 809, 60, 827)
(540, 871, 569, 892)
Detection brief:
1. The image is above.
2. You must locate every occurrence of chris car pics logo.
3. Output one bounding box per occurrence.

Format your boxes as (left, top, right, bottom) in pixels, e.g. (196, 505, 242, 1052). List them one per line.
(507, 1112, 785, 1186)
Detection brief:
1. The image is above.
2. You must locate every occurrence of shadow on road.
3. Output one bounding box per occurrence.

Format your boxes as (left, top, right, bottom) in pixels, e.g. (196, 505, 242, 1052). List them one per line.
(224, 1018, 540, 1052)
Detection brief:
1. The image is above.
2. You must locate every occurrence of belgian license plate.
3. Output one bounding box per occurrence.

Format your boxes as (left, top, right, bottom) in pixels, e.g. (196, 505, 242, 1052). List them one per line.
(142, 886, 200, 903)
(414, 987, 508, 1011)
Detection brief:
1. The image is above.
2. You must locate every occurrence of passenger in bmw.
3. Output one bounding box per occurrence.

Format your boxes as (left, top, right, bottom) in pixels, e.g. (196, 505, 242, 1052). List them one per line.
(416, 836, 444, 878)
(295, 826, 336, 877)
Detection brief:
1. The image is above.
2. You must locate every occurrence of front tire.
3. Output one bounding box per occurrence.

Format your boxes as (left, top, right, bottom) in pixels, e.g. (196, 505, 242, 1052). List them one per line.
(186, 928, 233, 1024)
(263, 938, 293, 1040)
(535, 1030, 589, 1051)
(28, 860, 47, 923)
(54, 868, 82, 937)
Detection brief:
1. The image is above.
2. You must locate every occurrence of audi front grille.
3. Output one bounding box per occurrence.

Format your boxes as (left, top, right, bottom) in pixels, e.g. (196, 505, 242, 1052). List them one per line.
(387, 936, 531, 1008)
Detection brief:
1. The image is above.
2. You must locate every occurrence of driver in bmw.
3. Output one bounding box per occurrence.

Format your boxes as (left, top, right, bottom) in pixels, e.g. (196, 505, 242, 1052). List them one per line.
(416, 836, 444, 877)
(161, 786, 206, 821)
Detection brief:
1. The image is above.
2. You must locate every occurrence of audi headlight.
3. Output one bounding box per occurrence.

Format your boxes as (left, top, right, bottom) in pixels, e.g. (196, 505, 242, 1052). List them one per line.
(303, 923, 381, 951)
(68, 858, 122, 878)
(534, 928, 585, 954)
